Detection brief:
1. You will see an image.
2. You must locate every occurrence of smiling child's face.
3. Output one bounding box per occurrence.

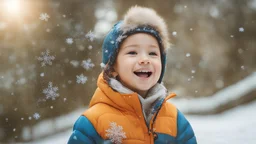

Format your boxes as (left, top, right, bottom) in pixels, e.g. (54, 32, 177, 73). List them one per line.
(113, 33, 162, 97)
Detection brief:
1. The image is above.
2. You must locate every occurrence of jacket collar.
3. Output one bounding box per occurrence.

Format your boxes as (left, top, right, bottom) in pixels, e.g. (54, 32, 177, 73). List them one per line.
(89, 72, 176, 123)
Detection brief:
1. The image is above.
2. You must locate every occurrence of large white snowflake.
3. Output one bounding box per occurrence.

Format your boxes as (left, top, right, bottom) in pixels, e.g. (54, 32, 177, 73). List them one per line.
(43, 82, 59, 100)
(33, 113, 40, 120)
(37, 49, 55, 67)
(81, 59, 95, 70)
(105, 122, 126, 144)
(76, 74, 88, 84)
(85, 30, 96, 41)
(39, 13, 50, 21)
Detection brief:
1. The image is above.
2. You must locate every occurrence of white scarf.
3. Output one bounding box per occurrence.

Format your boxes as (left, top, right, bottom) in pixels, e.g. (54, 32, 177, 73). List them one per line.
(109, 78, 167, 125)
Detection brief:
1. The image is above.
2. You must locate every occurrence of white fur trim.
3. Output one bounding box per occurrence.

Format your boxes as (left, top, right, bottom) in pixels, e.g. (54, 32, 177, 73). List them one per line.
(120, 5, 171, 51)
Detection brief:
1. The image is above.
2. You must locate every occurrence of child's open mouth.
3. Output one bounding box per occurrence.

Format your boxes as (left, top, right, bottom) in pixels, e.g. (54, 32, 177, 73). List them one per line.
(134, 71, 152, 78)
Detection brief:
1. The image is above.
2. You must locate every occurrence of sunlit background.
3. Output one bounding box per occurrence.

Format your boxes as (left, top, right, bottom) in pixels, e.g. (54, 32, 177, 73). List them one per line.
(0, 0, 256, 143)
(5, 0, 21, 14)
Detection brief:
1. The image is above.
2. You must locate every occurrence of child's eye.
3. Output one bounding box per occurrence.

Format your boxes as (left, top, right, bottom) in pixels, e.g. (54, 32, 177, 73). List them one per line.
(149, 52, 158, 56)
(127, 51, 137, 55)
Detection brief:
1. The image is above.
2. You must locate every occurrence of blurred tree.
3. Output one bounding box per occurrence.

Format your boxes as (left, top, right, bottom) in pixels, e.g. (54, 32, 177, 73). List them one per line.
(0, 0, 100, 142)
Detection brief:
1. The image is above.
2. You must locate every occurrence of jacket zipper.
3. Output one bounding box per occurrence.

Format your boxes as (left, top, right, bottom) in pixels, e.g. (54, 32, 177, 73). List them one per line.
(139, 101, 165, 142)
(148, 99, 166, 141)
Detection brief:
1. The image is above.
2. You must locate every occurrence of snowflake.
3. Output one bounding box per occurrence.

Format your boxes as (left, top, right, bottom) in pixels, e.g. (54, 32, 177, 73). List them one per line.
(85, 30, 96, 41)
(66, 38, 73, 45)
(105, 122, 126, 144)
(88, 45, 93, 50)
(239, 27, 244, 32)
(116, 35, 127, 43)
(39, 13, 50, 21)
(33, 113, 40, 120)
(81, 59, 95, 70)
(100, 63, 106, 69)
(172, 31, 177, 36)
(70, 60, 79, 68)
(43, 82, 59, 100)
(76, 74, 88, 84)
(37, 49, 55, 67)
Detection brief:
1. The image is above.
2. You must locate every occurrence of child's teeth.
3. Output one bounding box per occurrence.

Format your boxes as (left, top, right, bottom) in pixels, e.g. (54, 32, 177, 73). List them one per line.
(140, 70, 149, 72)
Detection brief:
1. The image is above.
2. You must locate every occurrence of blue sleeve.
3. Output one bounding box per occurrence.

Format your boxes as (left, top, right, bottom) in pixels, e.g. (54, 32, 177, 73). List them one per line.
(176, 110, 197, 144)
(68, 116, 104, 144)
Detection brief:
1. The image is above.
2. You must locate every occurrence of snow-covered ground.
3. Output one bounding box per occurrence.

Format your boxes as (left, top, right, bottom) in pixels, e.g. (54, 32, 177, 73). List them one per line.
(187, 100, 256, 144)
(28, 100, 256, 144)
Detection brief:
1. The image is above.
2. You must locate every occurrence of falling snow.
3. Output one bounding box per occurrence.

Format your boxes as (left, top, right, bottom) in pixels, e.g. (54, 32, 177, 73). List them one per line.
(85, 30, 96, 41)
(66, 38, 73, 45)
(33, 113, 40, 120)
(43, 82, 59, 100)
(88, 45, 93, 50)
(39, 13, 50, 21)
(105, 122, 126, 144)
(70, 60, 79, 68)
(81, 59, 95, 70)
(40, 73, 44, 77)
(172, 31, 177, 36)
(241, 65, 245, 70)
(100, 63, 106, 69)
(239, 27, 244, 32)
(37, 50, 55, 67)
(76, 74, 88, 84)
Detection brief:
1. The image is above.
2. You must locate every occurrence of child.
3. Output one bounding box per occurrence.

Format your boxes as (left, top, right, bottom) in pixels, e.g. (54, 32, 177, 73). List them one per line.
(68, 6, 197, 144)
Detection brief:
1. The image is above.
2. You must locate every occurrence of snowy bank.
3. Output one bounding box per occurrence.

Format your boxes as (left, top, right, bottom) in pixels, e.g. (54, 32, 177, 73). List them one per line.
(169, 72, 256, 114)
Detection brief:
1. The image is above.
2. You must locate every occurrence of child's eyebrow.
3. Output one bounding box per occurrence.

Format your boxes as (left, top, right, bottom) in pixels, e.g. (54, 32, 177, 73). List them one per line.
(123, 44, 139, 49)
(123, 44, 159, 49)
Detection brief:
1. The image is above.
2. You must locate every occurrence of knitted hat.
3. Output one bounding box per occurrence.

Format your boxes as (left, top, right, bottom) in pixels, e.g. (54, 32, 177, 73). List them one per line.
(102, 6, 170, 83)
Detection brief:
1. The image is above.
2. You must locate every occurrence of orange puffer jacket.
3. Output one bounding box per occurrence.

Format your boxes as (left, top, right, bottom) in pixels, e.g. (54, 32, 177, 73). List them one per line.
(68, 73, 197, 144)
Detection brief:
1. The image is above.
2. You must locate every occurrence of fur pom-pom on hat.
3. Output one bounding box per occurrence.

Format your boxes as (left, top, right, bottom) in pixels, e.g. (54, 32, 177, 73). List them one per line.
(102, 5, 171, 83)
(120, 5, 170, 51)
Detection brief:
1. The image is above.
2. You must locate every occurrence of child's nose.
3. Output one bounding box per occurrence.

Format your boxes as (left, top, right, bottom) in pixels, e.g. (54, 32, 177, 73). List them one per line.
(138, 55, 150, 65)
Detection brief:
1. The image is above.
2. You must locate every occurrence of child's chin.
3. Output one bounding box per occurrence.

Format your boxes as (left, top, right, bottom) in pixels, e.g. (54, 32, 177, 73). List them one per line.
(136, 86, 152, 91)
